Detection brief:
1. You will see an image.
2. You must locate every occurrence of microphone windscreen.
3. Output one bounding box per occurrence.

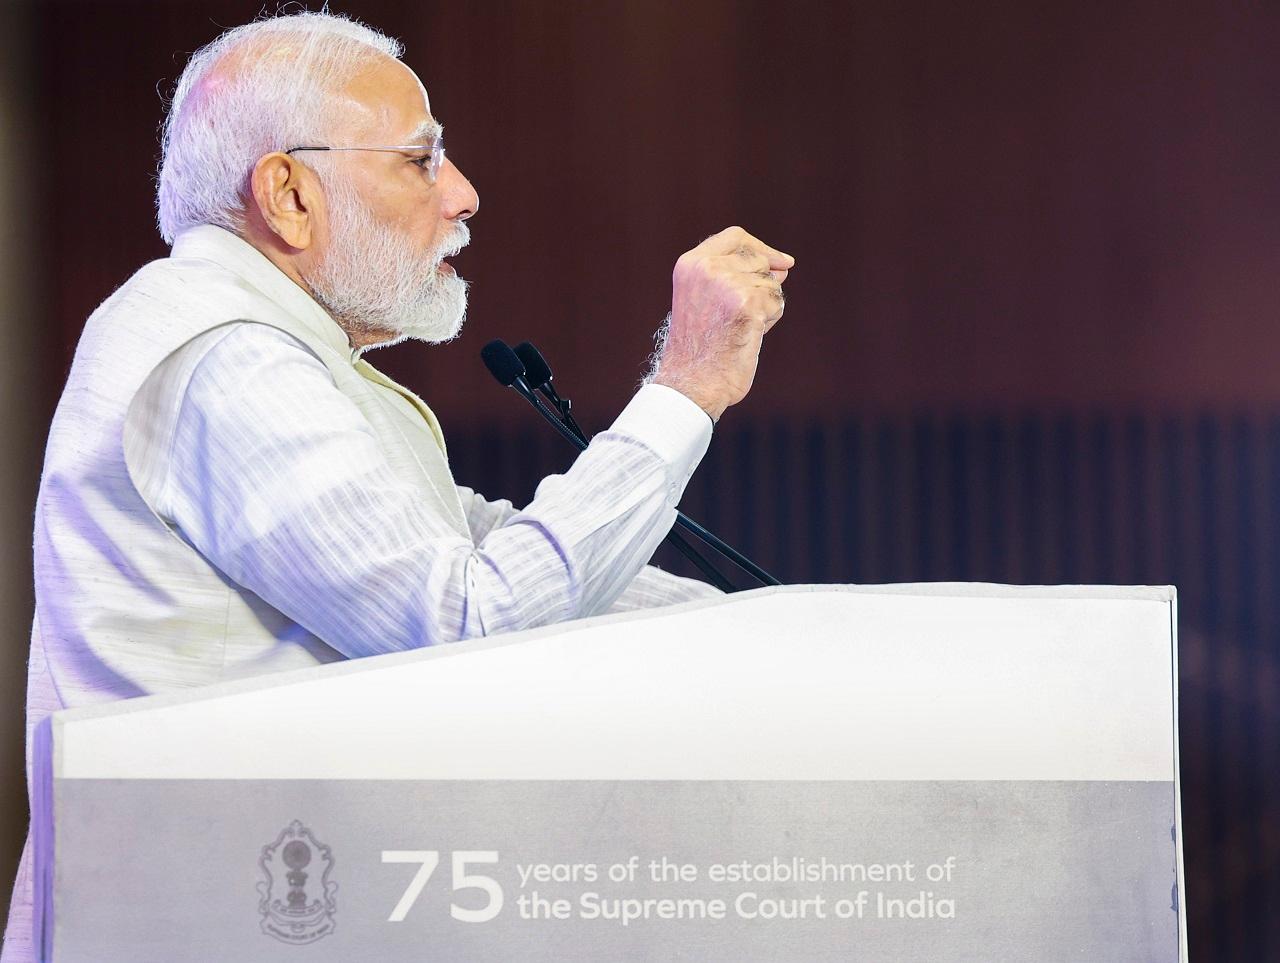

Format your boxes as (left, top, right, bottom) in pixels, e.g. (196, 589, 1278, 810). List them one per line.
(480, 340, 526, 387)
(513, 341, 553, 389)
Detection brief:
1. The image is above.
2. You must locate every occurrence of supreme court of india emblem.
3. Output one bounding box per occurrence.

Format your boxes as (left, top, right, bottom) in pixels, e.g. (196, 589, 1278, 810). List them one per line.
(258, 820, 339, 944)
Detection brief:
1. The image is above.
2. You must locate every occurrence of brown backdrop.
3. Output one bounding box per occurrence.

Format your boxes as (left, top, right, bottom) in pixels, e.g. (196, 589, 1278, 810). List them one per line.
(5, 1, 1279, 958)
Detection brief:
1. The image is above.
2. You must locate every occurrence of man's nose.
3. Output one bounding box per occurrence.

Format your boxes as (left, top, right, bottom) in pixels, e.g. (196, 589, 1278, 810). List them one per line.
(440, 158, 478, 221)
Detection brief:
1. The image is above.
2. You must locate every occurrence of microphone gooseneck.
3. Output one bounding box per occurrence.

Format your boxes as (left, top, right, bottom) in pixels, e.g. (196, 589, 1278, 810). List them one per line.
(481, 340, 780, 589)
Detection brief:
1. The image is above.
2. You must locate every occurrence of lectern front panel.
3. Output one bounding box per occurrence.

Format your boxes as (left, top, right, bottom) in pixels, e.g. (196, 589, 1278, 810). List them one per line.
(36, 585, 1185, 961)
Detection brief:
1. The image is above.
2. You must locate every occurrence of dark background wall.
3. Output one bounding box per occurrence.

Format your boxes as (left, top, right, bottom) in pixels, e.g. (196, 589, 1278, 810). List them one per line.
(3, 1, 1278, 958)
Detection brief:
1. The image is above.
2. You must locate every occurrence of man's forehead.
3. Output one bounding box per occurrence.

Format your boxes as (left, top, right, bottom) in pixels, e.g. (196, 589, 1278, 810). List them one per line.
(399, 68, 441, 141)
(339, 56, 438, 142)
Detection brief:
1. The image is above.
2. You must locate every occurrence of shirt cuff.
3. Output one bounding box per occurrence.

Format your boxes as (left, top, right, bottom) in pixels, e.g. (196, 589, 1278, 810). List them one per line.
(607, 383, 714, 490)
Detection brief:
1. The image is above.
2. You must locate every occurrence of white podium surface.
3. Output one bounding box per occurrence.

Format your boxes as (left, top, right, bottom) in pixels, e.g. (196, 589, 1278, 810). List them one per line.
(34, 584, 1185, 961)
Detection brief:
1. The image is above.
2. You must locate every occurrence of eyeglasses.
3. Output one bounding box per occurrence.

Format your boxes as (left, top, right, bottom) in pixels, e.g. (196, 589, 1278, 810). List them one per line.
(285, 139, 446, 183)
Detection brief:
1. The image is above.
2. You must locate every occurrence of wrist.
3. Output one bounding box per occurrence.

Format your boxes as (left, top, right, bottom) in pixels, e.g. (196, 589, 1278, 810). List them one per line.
(651, 370, 726, 423)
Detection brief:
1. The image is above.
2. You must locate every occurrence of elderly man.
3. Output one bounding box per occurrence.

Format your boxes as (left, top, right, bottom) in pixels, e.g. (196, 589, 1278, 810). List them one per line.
(2, 11, 790, 959)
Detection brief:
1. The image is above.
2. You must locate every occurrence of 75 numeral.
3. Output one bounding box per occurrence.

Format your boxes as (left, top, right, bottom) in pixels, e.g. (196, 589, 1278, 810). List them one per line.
(381, 850, 503, 923)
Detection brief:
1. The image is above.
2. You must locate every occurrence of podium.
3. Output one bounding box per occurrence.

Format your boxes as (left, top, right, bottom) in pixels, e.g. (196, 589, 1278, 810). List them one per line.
(33, 584, 1186, 961)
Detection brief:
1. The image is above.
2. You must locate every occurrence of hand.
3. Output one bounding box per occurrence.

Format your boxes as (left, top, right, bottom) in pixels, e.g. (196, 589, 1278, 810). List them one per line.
(651, 226, 794, 421)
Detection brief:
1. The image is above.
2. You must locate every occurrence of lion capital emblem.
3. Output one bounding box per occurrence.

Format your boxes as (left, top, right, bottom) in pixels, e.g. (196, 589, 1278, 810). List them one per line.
(258, 820, 338, 944)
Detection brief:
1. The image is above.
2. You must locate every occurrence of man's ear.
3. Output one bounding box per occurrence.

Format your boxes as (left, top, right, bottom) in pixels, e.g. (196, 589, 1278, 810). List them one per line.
(249, 152, 316, 250)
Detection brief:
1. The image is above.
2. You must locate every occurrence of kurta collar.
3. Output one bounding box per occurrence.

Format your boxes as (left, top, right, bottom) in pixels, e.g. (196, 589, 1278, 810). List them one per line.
(169, 225, 353, 360)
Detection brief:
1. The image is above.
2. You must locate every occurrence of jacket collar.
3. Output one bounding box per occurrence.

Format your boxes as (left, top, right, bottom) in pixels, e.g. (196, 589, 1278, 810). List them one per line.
(170, 225, 352, 360)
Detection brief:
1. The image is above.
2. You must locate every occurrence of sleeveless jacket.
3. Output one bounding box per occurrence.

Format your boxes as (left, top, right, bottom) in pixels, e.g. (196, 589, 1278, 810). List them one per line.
(32, 225, 470, 714)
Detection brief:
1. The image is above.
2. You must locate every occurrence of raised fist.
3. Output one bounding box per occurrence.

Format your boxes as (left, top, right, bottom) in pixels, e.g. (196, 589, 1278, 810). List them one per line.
(650, 226, 794, 421)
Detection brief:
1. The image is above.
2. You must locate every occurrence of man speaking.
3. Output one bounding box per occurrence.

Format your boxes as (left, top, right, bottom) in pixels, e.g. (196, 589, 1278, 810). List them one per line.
(2, 10, 791, 958)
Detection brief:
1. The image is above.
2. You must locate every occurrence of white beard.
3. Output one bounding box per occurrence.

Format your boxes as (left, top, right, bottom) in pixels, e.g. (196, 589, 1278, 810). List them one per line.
(305, 174, 470, 348)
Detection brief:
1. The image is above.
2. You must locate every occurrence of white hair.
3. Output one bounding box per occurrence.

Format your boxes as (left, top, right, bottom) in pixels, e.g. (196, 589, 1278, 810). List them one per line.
(156, 10, 403, 244)
(305, 169, 471, 347)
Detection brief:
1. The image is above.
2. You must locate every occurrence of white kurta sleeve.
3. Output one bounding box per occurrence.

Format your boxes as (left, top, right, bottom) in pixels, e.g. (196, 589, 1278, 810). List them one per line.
(156, 324, 715, 657)
(459, 463, 725, 612)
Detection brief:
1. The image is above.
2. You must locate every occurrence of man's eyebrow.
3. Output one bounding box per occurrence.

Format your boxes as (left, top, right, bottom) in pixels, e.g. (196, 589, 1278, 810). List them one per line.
(403, 119, 443, 145)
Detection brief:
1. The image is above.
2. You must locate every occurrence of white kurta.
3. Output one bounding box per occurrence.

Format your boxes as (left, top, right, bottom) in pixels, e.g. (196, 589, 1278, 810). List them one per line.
(2, 227, 718, 960)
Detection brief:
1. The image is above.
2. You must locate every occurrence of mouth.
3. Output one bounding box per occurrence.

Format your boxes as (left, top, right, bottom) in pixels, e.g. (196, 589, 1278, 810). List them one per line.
(437, 260, 457, 277)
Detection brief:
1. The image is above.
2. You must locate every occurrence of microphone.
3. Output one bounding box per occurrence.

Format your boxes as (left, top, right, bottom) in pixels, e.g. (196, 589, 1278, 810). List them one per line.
(480, 341, 588, 451)
(481, 339, 780, 588)
(513, 341, 587, 443)
(512, 340, 554, 395)
(479, 340, 528, 389)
